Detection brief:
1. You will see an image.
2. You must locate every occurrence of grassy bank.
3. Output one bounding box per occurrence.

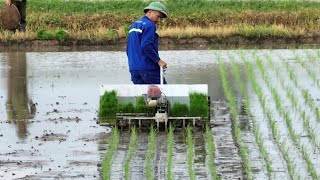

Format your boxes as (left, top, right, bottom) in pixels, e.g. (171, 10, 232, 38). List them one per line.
(0, 0, 320, 45)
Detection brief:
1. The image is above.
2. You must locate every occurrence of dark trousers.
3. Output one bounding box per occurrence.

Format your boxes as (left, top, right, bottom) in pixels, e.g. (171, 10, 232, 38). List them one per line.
(130, 70, 167, 84)
(12, 0, 26, 31)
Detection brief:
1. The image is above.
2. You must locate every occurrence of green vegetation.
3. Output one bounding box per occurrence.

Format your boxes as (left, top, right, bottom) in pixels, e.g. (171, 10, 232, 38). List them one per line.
(145, 127, 156, 180)
(1, 0, 320, 43)
(102, 127, 119, 180)
(228, 52, 272, 178)
(186, 125, 196, 180)
(217, 54, 252, 179)
(170, 102, 189, 117)
(99, 90, 118, 119)
(124, 127, 137, 180)
(166, 125, 174, 180)
(205, 124, 220, 179)
(189, 92, 208, 117)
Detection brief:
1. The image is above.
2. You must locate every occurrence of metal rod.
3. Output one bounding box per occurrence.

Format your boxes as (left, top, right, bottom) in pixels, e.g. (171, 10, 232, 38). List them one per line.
(160, 66, 163, 85)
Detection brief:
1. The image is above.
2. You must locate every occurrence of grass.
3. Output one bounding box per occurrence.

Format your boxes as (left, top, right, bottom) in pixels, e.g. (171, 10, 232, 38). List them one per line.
(1, 0, 320, 42)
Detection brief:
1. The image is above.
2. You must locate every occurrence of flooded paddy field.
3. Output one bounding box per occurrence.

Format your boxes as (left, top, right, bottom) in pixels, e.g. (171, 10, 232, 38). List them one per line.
(0, 49, 320, 179)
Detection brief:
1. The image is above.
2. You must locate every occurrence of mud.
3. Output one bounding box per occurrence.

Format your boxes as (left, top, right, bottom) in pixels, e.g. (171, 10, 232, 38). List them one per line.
(0, 35, 320, 52)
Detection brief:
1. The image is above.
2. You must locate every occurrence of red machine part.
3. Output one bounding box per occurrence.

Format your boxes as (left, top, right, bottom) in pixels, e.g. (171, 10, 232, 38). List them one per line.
(147, 85, 161, 99)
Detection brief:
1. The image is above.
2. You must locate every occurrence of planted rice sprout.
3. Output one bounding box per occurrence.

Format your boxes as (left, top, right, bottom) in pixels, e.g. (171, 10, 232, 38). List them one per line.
(294, 51, 320, 88)
(205, 123, 219, 179)
(102, 127, 119, 180)
(217, 54, 252, 179)
(255, 53, 319, 179)
(166, 125, 174, 180)
(228, 52, 272, 178)
(124, 127, 137, 180)
(267, 53, 320, 144)
(278, 53, 320, 124)
(186, 125, 196, 180)
(145, 127, 156, 180)
(243, 58, 297, 179)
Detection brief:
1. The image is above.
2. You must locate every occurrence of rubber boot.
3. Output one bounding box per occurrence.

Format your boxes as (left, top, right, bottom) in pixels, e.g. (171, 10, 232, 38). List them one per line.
(19, 23, 26, 32)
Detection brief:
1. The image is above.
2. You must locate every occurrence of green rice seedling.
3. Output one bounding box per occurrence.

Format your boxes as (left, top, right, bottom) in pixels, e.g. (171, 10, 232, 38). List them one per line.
(145, 127, 156, 180)
(229, 52, 272, 178)
(189, 92, 208, 117)
(217, 54, 252, 179)
(186, 125, 196, 180)
(242, 58, 298, 179)
(205, 124, 219, 179)
(294, 51, 319, 89)
(102, 127, 119, 180)
(118, 102, 135, 113)
(124, 127, 137, 180)
(166, 125, 174, 180)
(170, 102, 189, 117)
(136, 96, 148, 113)
(256, 52, 320, 178)
(277, 53, 320, 124)
(99, 90, 118, 118)
(301, 145, 319, 179)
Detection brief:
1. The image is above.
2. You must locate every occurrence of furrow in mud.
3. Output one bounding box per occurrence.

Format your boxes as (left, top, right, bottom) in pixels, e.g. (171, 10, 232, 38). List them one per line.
(239, 114, 268, 179)
(211, 101, 244, 179)
(110, 132, 130, 179)
(172, 131, 188, 179)
(153, 132, 168, 180)
(193, 130, 208, 180)
(130, 132, 149, 179)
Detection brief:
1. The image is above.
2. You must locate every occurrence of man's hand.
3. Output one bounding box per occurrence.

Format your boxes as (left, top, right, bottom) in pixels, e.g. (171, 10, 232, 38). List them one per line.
(158, 59, 167, 68)
(5, 0, 11, 6)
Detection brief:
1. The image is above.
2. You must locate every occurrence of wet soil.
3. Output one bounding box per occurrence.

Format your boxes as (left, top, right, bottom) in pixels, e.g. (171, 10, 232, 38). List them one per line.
(0, 35, 320, 52)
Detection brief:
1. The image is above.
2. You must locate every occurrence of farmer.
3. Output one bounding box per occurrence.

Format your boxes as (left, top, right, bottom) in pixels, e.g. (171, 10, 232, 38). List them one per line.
(126, 1, 168, 84)
(5, 0, 27, 32)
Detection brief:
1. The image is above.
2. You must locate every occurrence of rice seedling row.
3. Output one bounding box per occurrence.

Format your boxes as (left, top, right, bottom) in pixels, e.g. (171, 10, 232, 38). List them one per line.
(228, 52, 272, 178)
(124, 127, 137, 180)
(166, 126, 174, 180)
(217, 55, 252, 179)
(280, 54, 320, 125)
(205, 124, 219, 180)
(256, 53, 320, 179)
(102, 127, 119, 180)
(186, 125, 196, 180)
(242, 57, 298, 179)
(145, 127, 156, 180)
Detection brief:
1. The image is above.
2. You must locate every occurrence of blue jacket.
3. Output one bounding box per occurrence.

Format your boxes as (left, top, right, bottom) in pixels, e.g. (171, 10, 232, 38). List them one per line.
(126, 16, 160, 72)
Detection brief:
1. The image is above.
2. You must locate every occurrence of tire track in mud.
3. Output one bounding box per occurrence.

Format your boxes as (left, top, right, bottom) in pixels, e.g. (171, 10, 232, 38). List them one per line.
(110, 132, 130, 179)
(130, 132, 149, 179)
(172, 131, 188, 179)
(193, 130, 208, 180)
(211, 101, 244, 179)
(153, 132, 168, 180)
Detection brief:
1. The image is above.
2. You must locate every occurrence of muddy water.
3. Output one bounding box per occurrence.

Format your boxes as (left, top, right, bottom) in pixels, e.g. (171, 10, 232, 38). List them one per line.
(1, 50, 319, 179)
(0, 50, 233, 179)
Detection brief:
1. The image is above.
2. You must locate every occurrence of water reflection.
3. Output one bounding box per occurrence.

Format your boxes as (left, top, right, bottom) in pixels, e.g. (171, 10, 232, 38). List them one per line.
(6, 52, 34, 139)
